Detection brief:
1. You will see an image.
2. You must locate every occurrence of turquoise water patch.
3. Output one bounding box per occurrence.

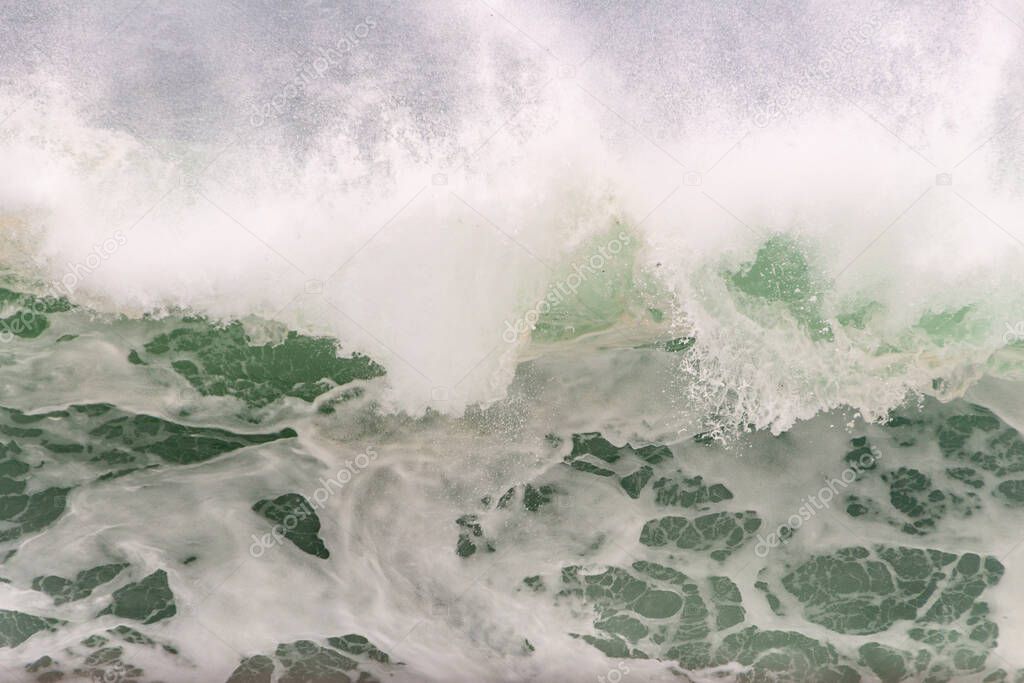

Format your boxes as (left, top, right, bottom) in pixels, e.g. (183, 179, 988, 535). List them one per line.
(726, 235, 834, 342)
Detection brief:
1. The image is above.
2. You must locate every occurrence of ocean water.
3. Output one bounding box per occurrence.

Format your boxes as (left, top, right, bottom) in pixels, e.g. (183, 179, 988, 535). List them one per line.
(1, 1, 1024, 681)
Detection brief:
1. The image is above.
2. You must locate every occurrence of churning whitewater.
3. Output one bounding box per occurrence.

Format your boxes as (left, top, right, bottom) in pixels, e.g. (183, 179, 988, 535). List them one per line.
(1, 1, 1024, 682)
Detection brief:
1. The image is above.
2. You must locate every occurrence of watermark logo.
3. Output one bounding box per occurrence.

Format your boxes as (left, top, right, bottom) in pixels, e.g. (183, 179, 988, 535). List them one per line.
(754, 444, 881, 557)
(502, 231, 631, 344)
(249, 17, 377, 128)
(92, 662, 127, 683)
(1004, 322, 1024, 345)
(249, 446, 378, 557)
(54, 230, 129, 296)
(598, 661, 630, 683)
(0, 299, 46, 343)
(0, 230, 128, 344)
(749, 12, 883, 128)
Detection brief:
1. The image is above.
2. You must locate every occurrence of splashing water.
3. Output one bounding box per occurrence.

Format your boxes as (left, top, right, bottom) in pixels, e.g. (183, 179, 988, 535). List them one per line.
(1, 1, 1024, 681)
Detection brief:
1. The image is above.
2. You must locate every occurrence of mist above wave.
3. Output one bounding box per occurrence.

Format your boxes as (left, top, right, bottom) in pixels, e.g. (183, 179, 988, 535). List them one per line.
(1, 0, 1022, 430)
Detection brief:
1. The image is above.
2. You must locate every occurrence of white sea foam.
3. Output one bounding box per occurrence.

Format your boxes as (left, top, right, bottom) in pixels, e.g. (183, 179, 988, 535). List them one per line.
(1, 0, 1022, 430)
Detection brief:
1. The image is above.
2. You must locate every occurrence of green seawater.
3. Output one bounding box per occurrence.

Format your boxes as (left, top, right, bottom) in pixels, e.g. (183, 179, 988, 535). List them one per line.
(1, 247, 1023, 683)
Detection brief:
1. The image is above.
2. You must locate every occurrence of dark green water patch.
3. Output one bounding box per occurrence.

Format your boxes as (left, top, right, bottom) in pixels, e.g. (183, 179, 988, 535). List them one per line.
(0, 609, 64, 648)
(0, 288, 72, 341)
(486, 483, 563, 512)
(881, 467, 980, 535)
(139, 320, 384, 409)
(935, 404, 1024, 476)
(0, 484, 69, 544)
(552, 561, 863, 681)
(756, 569, 786, 616)
(565, 433, 673, 478)
(639, 511, 762, 561)
(32, 562, 129, 605)
(840, 432, 983, 535)
(19, 622, 181, 682)
(652, 473, 733, 509)
(712, 626, 858, 682)
(1, 403, 295, 473)
(88, 412, 297, 465)
(455, 513, 496, 558)
(779, 545, 1002, 636)
(226, 654, 275, 683)
(557, 561, 713, 663)
(0, 403, 297, 551)
(0, 403, 297, 550)
(994, 480, 1024, 507)
(252, 493, 330, 559)
(98, 569, 177, 624)
(326, 634, 391, 664)
(225, 633, 394, 683)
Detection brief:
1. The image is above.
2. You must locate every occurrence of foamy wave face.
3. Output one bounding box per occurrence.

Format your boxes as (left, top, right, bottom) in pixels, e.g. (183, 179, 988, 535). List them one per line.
(1, 0, 1023, 427)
